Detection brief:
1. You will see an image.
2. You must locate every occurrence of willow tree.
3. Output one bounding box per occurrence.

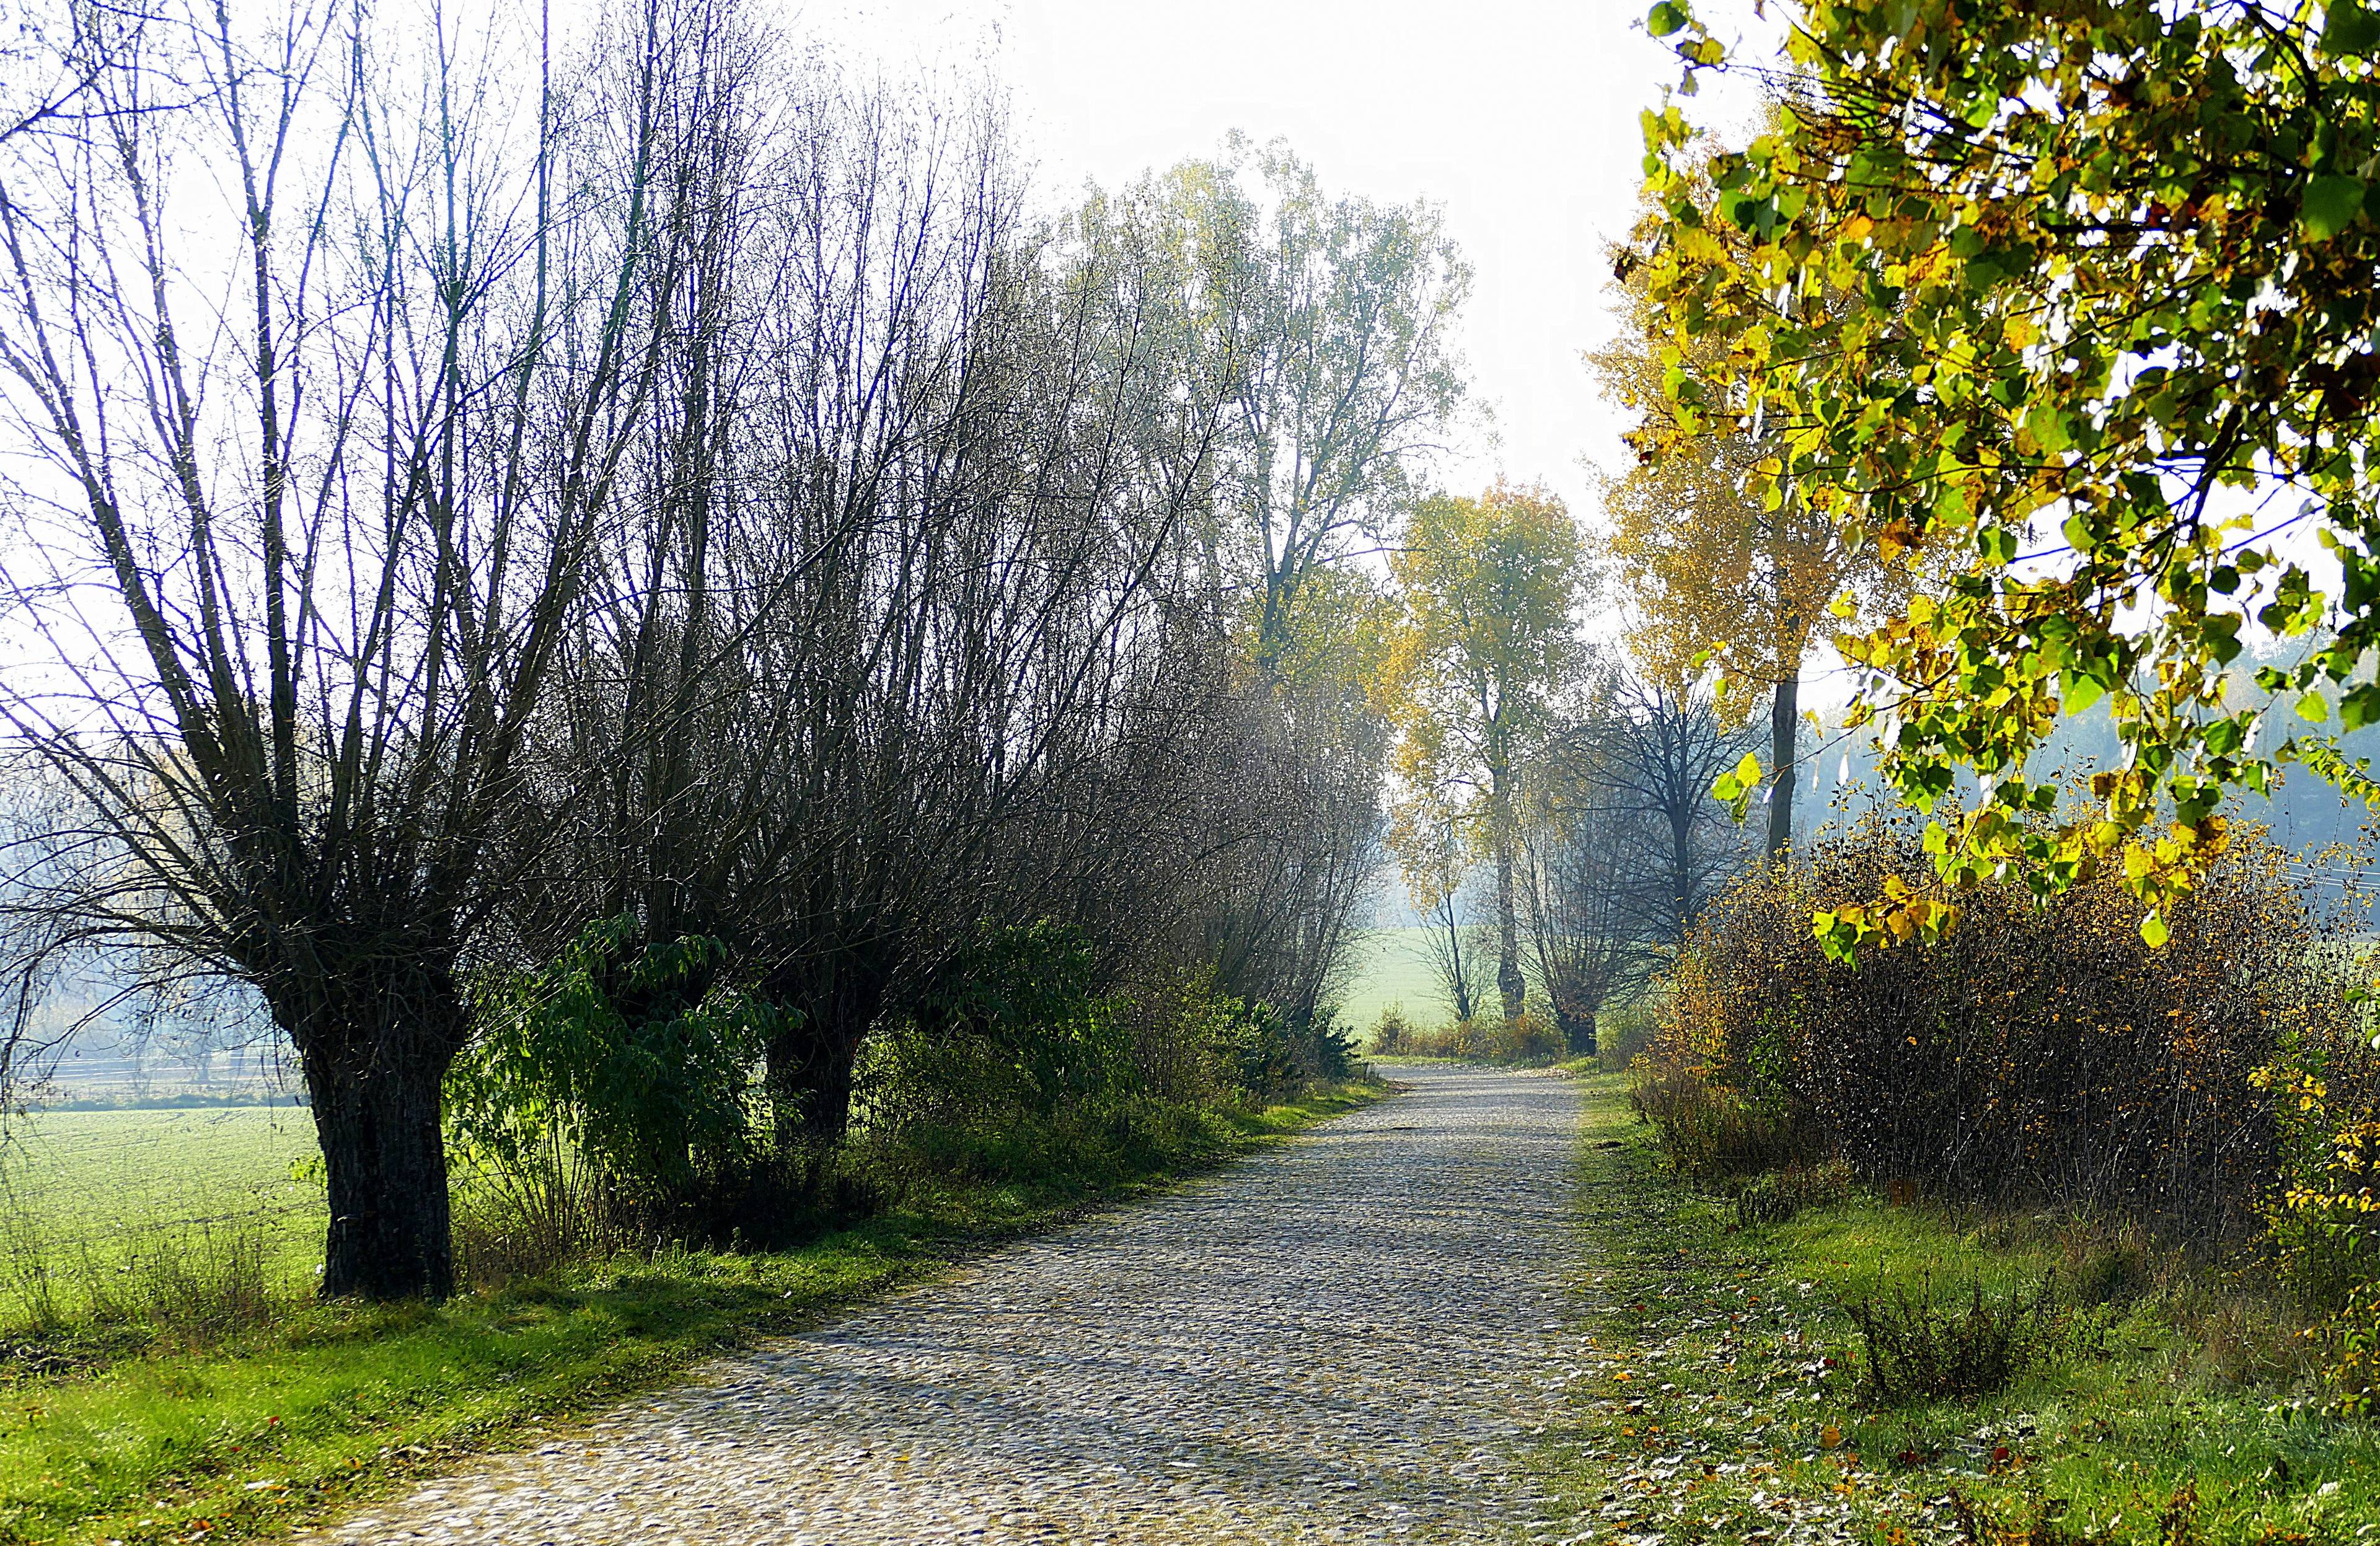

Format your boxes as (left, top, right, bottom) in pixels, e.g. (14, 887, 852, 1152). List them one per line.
(0, 0, 702, 1297)
(1383, 485, 1592, 1023)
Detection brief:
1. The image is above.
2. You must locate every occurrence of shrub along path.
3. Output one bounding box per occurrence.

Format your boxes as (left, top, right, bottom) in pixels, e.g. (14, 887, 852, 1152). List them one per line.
(300, 1065, 1584, 1544)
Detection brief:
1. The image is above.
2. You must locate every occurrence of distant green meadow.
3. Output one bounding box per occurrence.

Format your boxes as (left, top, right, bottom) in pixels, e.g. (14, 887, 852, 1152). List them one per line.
(0, 1105, 328, 1307)
(1333, 927, 1455, 1038)
(0, 932, 1441, 1318)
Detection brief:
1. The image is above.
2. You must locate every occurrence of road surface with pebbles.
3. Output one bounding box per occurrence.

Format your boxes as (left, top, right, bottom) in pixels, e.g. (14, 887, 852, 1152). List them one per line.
(310, 1064, 1583, 1544)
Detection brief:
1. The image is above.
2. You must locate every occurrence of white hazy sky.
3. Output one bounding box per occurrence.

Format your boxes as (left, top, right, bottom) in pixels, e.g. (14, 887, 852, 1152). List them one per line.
(803, 0, 1776, 522)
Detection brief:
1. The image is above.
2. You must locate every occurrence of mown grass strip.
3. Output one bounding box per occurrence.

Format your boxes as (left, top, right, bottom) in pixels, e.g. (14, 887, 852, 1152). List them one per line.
(1543, 1074, 2380, 1546)
(0, 1081, 1386, 1546)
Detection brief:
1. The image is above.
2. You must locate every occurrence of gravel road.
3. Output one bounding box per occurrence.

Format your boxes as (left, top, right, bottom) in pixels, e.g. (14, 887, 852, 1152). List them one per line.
(312, 1065, 1582, 1544)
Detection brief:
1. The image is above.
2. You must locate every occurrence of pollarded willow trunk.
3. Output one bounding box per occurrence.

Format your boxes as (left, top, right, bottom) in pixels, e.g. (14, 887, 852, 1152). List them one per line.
(1551, 988, 1599, 1057)
(291, 964, 470, 1300)
(762, 951, 895, 1148)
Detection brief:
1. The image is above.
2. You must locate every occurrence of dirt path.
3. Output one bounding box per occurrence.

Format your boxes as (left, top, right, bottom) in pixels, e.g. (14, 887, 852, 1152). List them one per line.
(309, 1065, 1582, 1544)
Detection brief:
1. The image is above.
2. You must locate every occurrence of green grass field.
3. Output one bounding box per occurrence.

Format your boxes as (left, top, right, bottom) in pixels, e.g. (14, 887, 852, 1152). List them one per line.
(0, 1107, 327, 1316)
(1333, 927, 1455, 1036)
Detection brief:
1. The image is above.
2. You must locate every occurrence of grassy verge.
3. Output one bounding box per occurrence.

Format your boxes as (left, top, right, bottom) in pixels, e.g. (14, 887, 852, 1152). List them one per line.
(0, 1081, 1386, 1546)
(1544, 1074, 2380, 1546)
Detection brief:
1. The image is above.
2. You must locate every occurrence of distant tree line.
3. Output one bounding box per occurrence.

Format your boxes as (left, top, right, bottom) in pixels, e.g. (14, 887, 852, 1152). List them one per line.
(1377, 485, 1762, 1058)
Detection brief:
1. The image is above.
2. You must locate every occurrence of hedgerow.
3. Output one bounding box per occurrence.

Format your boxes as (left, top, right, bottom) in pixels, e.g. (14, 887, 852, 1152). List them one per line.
(1636, 810, 2380, 1407)
(1639, 813, 2371, 1237)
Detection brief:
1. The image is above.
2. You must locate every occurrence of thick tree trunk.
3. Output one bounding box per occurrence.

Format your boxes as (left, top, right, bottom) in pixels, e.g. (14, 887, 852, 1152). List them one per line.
(763, 949, 892, 1147)
(296, 969, 467, 1301)
(1552, 989, 1599, 1057)
(1766, 672, 1799, 861)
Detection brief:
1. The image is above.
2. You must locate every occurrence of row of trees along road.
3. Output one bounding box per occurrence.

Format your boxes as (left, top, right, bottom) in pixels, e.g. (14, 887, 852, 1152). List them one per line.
(0, 0, 1465, 1298)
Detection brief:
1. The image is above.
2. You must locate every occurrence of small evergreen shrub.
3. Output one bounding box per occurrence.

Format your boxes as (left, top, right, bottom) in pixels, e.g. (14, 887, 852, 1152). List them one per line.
(1371, 1004, 1419, 1055)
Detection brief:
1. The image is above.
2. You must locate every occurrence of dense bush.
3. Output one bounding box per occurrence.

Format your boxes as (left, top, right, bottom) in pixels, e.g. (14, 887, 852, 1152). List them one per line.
(1370, 1004, 1422, 1055)
(447, 913, 780, 1237)
(1630, 1059, 1818, 1181)
(443, 921, 1359, 1281)
(1640, 814, 2365, 1240)
(2260, 1055, 2380, 1409)
(845, 949, 1352, 1205)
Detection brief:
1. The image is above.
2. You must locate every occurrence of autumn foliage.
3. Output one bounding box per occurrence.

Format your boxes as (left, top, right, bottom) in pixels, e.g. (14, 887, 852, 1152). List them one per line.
(1637, 815, 2373, 1241)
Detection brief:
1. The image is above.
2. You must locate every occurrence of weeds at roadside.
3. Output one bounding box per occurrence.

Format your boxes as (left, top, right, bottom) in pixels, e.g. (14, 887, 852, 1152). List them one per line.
(1848, 1274, 2105, 1406)
(1732, 1162, 1850, 1229)
(1540, 1076, 2380, 1546)
(1944, 1483, 2203, 1546)
(0, 1210, 286, 1349)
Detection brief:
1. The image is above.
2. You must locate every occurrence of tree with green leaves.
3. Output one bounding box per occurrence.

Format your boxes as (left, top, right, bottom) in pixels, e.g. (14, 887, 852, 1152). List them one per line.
(1102, 136, 1472, 675)
(1384, 484, 1593, 1022)
(1593, 200, 1913, 859)
(1633, 0, 2380, 956)
(1080, 141, 1467, 1034)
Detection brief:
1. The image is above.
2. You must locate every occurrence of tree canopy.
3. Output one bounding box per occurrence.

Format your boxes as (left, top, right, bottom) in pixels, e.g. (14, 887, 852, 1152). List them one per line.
(1593, 249, 1905, 855)
(1634, 0, 2380, 956)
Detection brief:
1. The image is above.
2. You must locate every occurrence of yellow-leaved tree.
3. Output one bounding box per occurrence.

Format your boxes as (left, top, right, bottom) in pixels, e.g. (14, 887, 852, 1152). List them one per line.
(1591, 225, 1908, 858)
(1383, 483, 1592, 1023)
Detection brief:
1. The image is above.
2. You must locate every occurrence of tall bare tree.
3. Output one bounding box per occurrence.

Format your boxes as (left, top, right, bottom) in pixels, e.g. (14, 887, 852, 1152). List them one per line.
(0, 0, 711, 1296)
(1516, 788, 1641, 1056)
(1589, 675, 1760, 954)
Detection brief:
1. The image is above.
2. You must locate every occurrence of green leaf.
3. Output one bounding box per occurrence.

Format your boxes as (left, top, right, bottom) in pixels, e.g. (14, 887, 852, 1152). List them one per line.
(2025, 403, 2073, 454)
(2303, 174, 2365, 242)
(2060, 670, 2105, 715)
(2325, 1, 2380, 56)
(2140, 910, 2169, 949)
(1647, 1, 1690, 37)
(2342, 682, 2380, 731)
(2297, 692, 2332, 724)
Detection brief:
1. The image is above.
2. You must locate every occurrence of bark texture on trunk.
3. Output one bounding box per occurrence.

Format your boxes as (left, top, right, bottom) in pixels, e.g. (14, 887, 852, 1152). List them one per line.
(1552, 991, 1599, 1056)
(1492, 767, 1524, 1024)
(296, 968, 467, 1301)
(1766, 672, 1800, 860)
